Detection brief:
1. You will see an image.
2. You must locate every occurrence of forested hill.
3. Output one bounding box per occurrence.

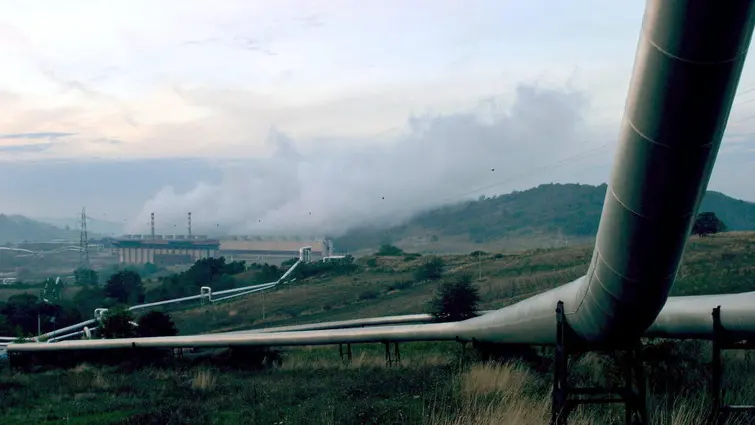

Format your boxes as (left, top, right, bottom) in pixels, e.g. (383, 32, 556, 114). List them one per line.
(0, 214, 79, 243)
(333, 183, 755, 253)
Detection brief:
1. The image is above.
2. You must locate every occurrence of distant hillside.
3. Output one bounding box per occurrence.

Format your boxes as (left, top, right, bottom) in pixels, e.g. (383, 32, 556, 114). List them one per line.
(37, 216, 123, 236)
(0, 214, 79, 243)
(334, 183, 755, 253)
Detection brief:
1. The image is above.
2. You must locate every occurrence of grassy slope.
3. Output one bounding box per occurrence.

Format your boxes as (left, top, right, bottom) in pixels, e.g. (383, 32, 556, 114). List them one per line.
(172, 231, 755, 335)
(3, 232, 755, 424)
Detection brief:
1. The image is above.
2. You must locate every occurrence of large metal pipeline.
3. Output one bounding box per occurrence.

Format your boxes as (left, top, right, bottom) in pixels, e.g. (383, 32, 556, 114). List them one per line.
(9, 292, 755, 352)
(7, 0, 755, 354)
(455, 0, 755, 345)
(571, 0, 755, 342)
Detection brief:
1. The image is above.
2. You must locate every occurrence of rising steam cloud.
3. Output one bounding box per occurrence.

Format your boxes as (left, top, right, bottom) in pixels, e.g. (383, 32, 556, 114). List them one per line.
(129, 84, 602, 238)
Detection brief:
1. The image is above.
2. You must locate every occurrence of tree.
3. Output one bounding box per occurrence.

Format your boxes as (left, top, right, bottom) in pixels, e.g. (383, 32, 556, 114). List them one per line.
(223, 260, 247, 275)
(73, 285, 106, 318)
(414, 256, 445, 282)
(427, 274, 481, 322)
(136, 310, 178, 337)
(104, 270, 145, 305)
(377, 244, 404, 256)
(100, 307, 137, 339)
(692, 212, 727, 237)
(74, 267, 99, 286)
(281, 257, 298, 268)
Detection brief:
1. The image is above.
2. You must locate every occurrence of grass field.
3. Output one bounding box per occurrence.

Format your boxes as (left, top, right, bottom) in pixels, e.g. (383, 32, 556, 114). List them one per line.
(171, 231, 755, 335)
(2, 232, 755, 424)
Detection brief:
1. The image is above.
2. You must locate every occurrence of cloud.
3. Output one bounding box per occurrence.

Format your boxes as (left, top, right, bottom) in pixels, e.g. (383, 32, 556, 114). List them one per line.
(0, 132, 73, 139)
(0, 143, 53, 152)
(0, 158, 222, 219)
(130, 83, 611, 237)
(180, 35, 277, 56)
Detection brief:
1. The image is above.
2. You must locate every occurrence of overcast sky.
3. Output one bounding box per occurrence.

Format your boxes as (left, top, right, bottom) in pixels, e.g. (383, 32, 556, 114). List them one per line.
(0, 0, 754, 236)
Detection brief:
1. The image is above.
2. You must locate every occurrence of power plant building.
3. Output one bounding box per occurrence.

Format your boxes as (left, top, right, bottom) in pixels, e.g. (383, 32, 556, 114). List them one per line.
(219, 237, 333, 264)
(113, 212, 333, 266)
(112, 234, 333, 266)
(112, 235, 220, 266)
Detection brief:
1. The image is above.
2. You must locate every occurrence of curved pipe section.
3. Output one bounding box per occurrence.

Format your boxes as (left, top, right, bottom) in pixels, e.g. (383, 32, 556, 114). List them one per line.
(570, 0, 755, 342)
(456, 0, 755, 344)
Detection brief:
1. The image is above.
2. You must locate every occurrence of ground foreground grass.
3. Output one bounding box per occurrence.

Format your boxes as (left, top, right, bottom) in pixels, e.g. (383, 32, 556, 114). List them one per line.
(3, 232, 755, 424)
(2, 340, 755, 424)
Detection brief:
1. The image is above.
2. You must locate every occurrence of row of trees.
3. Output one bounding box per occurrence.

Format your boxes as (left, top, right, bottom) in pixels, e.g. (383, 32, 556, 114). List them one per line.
(100, 308, 178, 339)
(69, 257, 252, 321)
(0, 251, 357, 340)
(0, 293, 83, 337)
(145, 257, 251, 302)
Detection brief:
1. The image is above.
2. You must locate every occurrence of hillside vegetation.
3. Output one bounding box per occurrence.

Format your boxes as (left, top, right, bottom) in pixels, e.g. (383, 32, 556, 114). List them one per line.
(2, 232, 755, 424)
(0, 214, 79, 243)
(334, 183, 755, 253)
(172, 231, 755, 335)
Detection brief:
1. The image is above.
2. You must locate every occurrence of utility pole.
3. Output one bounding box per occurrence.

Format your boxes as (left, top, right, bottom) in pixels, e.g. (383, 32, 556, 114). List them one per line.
(79, 207, 90, 268)
(478, 250, 482, 281)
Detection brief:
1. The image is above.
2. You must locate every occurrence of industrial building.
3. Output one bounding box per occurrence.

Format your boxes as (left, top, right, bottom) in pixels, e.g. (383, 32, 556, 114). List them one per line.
(112, 213, 333, 266)
(219, 236, 333, 265)
(112, 234, 220, 266)
(112, 212, 219, 266)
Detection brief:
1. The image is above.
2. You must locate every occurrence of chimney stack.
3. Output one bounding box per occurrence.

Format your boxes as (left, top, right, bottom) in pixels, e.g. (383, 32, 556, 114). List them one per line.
(150, 212, 155, 240)
(188, 212, 192, 238)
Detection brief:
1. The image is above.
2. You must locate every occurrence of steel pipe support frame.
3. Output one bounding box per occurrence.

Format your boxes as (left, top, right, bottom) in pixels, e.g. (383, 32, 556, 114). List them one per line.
(709, 306, 755, 425)
(550, 301, 648, 425)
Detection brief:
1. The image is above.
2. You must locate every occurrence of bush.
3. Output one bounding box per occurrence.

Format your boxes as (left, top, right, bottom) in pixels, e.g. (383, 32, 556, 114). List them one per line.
(104, 270, 145, 305)
(692, 211, 727, 237)
(377, 244, 404, 256)
(427, 274, 481, 322)
(136, 310, 178, 337)
(73, 267, 99, 286)
(100, 307, 137, 339)
(293, 258, 359, 280)
(358, 290, 380, 301)
(414, 256, 445, 282)
(386, 280, 413, 291)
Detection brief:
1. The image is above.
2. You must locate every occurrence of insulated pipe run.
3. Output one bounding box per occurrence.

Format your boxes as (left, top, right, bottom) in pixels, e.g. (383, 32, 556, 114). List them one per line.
(453, 0, 755, 345)
(569, 0, 755, 342)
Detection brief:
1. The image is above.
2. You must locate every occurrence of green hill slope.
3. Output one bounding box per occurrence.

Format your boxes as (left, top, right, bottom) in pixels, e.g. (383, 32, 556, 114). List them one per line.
(0, 214, 79, 243)
(334, 183, 755, 253)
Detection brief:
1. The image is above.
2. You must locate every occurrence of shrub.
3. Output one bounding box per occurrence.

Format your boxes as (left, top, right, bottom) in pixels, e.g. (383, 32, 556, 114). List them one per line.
(414, 256, 445, 282)
(692, 212, 727, 237)
(136, 310, 178, 337)
(358, 290, 380, 301)
(377, 244, 404, 256)
(428, 274, 481, 322)
(100, 307, 137, 339)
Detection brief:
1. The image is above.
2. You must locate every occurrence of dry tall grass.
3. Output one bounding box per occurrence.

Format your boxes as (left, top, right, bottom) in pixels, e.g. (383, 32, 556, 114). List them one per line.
(427, 354, 755, 425)
(190, 368, 217, 391)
